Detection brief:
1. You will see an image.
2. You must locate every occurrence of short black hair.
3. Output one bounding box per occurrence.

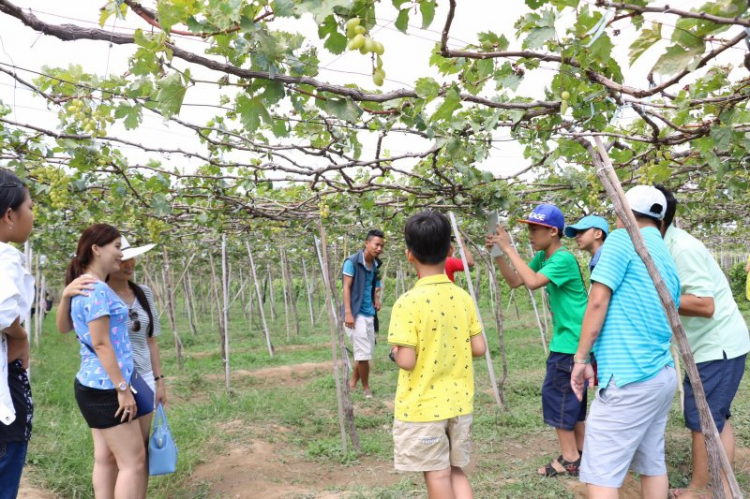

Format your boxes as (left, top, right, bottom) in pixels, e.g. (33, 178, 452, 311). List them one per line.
(0, 169, 28, 217)
(404, 210, 451, 264)
(366, 229, 384, 241)
(632, 212, 661, 226)
(654, 184, 677, 228)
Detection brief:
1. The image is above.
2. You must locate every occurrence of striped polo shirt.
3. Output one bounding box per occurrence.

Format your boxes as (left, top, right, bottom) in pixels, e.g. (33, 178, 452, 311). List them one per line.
(590, 227, 680, 388)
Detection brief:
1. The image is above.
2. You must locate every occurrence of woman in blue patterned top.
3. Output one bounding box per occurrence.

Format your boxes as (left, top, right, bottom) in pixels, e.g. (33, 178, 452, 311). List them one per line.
(65, 224, 147, 499)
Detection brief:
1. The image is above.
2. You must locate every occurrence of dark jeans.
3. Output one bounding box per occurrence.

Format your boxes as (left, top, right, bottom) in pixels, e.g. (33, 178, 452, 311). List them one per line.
(0, 440, 28, 499)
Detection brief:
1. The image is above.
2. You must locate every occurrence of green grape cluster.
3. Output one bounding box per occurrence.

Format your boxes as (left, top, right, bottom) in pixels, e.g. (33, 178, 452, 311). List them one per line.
(345, 18, 386, 87)
(66, 98, 114, 138)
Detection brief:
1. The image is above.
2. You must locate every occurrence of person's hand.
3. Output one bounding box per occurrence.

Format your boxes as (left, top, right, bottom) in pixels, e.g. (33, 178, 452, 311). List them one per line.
(344, 312, 355, 329)
(62, 274, 97, 299)
(374, 297, 382, 311)
(484, 234, 495, 251)
(493, 225, 513, 251)
(571, 362, 595, 402)
(155, 379, 167, 407)
(115, 388, 137, 423)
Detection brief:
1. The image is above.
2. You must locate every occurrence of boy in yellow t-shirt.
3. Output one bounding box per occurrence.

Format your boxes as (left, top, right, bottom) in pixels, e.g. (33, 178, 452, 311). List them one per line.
(388, 210, 487, 498)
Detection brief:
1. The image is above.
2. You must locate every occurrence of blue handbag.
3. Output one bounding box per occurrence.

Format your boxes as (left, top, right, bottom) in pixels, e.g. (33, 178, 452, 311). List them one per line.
(149, 403, 178, 476)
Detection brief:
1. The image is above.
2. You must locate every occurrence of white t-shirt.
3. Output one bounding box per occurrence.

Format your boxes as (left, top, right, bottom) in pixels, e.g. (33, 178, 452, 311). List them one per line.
(0, 242, 34, 425)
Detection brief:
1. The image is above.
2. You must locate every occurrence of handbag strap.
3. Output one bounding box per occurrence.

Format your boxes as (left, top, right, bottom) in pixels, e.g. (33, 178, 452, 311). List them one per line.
(153, 403, 169, 429)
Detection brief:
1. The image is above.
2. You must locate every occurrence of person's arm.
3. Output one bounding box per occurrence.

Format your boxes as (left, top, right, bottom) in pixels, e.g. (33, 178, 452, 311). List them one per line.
(147, 337, 167, 406)
(373, 285, 382, 311)
(488, 227, 550, 290)
(89, 316, 138, 422)
(571, 282, 612, 401)
(392, 345, 416, 370)
(3, 317, 26, 339)
(463, 243, 475, 269)
(470, 333, 486, 357)
(5, 318, 29, 368)
(144, 286, 166, 405)
(342, 274, 355, 328)
(679, 295, 715, 318)
(746, 257, 750, 273)
(56, 275, 97, 334)
(6, 335, 29, 369)
(672, 248, 715, 319)
(486, 235, 524, 288)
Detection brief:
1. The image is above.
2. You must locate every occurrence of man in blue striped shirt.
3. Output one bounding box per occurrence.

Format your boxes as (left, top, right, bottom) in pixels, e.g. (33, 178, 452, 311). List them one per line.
(570, 186, 681, 498)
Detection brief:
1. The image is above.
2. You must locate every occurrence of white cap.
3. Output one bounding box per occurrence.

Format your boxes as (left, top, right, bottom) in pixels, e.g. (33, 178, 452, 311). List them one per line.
(625, 185, 667, 221)
(121, 236, 156, 261)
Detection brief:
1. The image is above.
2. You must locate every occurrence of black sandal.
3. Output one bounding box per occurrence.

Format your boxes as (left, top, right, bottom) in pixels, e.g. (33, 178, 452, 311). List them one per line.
(539, 454, 581, 477)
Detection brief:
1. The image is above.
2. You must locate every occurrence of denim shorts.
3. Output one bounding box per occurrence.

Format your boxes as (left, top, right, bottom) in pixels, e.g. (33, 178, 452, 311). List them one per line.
(542, 352, 587, 430)
(684, 352, 747, 433)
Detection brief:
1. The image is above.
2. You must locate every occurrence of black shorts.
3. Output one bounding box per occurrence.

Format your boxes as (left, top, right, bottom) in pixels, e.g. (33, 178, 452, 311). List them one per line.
(74, 379, 144, 429)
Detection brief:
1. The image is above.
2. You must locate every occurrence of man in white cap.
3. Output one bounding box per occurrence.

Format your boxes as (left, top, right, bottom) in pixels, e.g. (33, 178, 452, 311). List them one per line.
(655, 186, 749, 499)
(570, 185, 681, 498)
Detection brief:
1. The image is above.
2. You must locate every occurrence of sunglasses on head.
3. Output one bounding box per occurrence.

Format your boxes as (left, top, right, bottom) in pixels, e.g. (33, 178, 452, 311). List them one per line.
(128, 308, 141, 332)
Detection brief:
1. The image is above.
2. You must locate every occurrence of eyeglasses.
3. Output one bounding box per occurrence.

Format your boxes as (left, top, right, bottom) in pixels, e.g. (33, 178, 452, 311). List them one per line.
(128, 309, 141, 332)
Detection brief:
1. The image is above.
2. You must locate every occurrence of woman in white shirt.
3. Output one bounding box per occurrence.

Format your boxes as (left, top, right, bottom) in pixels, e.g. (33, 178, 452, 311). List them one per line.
(0, 170, 35, 498)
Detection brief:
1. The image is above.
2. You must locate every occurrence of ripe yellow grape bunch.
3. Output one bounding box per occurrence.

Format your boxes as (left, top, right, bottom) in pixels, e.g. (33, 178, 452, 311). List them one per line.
(65, 98, 114, 138)
(345, 18, 386, 87)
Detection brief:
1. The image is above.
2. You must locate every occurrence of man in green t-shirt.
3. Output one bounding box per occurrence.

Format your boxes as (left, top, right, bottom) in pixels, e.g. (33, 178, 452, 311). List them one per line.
(487, 204, 589, 477)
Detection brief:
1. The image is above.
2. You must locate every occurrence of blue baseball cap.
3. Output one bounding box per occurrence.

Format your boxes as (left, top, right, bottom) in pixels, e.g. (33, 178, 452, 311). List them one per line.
(519, 204, 565, 235)
(564, 215, 610, 238)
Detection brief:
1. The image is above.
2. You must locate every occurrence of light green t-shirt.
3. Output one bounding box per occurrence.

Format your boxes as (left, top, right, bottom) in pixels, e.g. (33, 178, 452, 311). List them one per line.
(530, 248, 588, 354)
(664, 226, 750, 363)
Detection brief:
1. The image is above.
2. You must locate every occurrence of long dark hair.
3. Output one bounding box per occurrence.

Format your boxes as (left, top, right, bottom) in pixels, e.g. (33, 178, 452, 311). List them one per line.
(65, 224, 121, 285)
(0, 170, 28, 217)
(128, 281, 155, 338)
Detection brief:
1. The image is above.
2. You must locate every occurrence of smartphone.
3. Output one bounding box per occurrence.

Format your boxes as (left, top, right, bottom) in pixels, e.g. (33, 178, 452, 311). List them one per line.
(486, 211, 504, 257)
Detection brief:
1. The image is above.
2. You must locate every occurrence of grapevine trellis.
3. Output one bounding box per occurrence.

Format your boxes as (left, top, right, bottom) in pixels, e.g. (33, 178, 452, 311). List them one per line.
(2, 0, 750, 495)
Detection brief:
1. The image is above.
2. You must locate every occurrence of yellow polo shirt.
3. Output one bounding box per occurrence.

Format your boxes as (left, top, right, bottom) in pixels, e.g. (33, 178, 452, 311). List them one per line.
(388, 274, 483, 422)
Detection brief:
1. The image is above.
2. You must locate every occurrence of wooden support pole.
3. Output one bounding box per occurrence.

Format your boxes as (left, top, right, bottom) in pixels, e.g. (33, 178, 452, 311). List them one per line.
(221, 235, 230, 392)
(208, 252, 225, 346)
(486, 259, 510, 413)
(246, 241, 273, 357)
(280, 249, 291, 340)
(507, 232, 548, 355)
(283, 249, 300, 337)
(302, 258, 316, 329)
(162, 249, 184, 369)
(587, 136, 741, 499)
(449, 212, 504, 413)
(267, 263, 277, 322)
(314, 229, 359, 454)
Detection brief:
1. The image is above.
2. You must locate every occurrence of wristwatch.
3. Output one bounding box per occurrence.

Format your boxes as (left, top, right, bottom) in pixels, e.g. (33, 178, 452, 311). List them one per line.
(117, 381, 128, 392)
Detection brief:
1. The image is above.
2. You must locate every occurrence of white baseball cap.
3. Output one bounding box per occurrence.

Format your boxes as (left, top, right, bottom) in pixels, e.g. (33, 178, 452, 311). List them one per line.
(625, 185, 667, 221)
(121, 236, 155, 261)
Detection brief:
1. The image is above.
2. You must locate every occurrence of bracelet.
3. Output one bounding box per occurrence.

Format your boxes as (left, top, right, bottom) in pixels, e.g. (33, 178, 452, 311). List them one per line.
(154, 375, 165, 381)
(573, 356, 590, 365)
